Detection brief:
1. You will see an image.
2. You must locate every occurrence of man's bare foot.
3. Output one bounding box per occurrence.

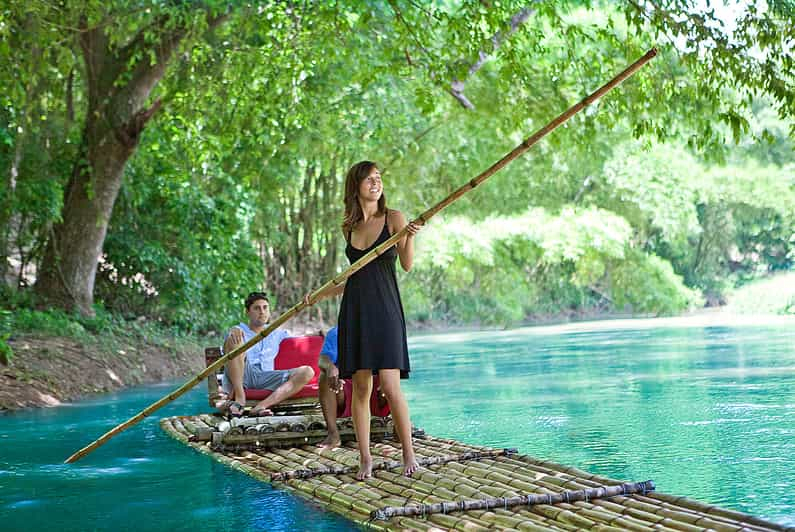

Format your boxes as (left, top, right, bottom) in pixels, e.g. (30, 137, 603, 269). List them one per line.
(317, 433, 341, 449)
(403, 451, 419, 477)
(356, 458, 373, 480)
(212, 392, 230, 410)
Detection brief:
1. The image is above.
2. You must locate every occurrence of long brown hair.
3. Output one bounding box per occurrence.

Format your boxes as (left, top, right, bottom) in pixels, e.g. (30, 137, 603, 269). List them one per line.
(342, 160, 387, 236)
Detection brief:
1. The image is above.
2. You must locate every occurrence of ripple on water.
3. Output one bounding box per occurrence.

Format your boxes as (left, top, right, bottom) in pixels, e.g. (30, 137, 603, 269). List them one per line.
(71, 466, 131, 478)
(680, 417, 753, 426)
(123, 457, 152, 464)
(5, 499, 41, 509)
(717, 402, 785, 412)
(535, 415, 569, 428)
(192, 506, 218, 518)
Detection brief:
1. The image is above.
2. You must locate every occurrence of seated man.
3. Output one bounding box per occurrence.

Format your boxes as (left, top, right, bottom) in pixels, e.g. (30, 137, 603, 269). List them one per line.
(221, 291, 314, 417)
(317, 326, 345, 449)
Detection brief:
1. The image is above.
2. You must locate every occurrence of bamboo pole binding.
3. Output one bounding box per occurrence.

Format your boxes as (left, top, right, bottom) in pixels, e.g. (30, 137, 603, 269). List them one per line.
(64, 48, 657, 464)
(370, 480, 656, 520)
(270, 448, 517, 481)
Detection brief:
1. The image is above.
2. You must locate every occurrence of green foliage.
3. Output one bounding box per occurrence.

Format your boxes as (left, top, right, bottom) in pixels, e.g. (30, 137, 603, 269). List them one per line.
(0, 1, 793, 328)
(723, 272, 795, 316)
(584, 139, 795, 304)
(608, 250, 703, 314)
(596, 143, 701, 245)
(0, 286, 119, 337)
(401, 206, 701, 324)
(11, 307, 89, 338)
(0, 285, 202, 357)
(0, 308, 12, 364)
(98, 164, 262, 332)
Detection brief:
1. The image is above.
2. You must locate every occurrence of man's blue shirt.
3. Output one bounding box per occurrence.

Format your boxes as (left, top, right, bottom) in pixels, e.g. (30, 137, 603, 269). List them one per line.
(320, 326, 338, 365)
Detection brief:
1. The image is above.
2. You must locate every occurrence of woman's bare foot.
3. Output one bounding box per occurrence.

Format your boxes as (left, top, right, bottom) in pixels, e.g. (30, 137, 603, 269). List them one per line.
(403, 450, 419, 477)
(317, 433, 341, 449)
(356, 457, 373, 480)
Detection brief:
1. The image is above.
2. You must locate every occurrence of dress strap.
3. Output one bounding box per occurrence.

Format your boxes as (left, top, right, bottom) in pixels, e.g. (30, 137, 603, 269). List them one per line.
(383, 208, 391, 236)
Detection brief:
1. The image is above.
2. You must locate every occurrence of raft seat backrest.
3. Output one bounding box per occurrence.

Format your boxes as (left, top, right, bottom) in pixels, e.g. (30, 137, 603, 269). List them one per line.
(205, 335, 323, 408)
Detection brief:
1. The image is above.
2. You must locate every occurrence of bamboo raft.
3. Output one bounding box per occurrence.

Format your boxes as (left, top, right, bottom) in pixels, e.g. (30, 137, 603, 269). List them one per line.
(160, 413, 791, 531)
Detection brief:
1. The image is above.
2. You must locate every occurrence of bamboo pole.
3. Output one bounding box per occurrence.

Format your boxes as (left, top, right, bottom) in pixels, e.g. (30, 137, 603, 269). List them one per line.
(64, 47, 657, 464)
(270, 448, 517, 481)
(370, 480, 656, 520)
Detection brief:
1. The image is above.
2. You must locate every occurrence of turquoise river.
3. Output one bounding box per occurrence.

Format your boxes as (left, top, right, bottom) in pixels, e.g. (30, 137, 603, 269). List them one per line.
(2, 316, 794, 530)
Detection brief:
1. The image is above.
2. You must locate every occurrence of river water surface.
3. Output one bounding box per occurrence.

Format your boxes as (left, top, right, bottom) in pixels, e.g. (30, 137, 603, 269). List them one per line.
(2, 316, 794, 530)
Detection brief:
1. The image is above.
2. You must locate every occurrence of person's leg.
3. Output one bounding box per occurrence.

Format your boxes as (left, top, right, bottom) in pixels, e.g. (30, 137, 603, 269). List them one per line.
(224, 353, 247, 415)
(378, 369, 418, 476)
(318, 370, 342, 448)
(252, 365, 314, 414)
(352, 370, 373, 479)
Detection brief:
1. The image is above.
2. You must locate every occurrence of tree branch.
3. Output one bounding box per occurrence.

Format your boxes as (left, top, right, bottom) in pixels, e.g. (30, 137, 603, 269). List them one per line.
(115, 99, 163, 149)
(450, 4, 537, 109)
(78, 16, 110, 108)
(387, 0, 433, 59)
(113, 9, 231, 145)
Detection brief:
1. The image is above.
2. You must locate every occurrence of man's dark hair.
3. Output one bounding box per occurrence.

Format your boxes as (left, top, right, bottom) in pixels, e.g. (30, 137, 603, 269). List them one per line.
(244, 291, 269, 310)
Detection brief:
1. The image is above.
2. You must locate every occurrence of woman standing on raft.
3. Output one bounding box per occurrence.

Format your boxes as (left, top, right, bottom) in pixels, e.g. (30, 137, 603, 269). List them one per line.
(314, 161, 422, 479)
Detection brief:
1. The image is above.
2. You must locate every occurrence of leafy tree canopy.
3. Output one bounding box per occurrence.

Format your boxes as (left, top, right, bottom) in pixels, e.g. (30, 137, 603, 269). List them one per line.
(1, 1, 793, 330)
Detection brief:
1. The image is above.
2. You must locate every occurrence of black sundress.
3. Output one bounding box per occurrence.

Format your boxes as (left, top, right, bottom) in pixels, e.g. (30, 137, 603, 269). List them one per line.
(337, 211, 410, 379)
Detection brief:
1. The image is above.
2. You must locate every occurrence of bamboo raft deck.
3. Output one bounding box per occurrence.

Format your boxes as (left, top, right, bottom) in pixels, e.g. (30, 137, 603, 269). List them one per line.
(160, 413, 791, 531)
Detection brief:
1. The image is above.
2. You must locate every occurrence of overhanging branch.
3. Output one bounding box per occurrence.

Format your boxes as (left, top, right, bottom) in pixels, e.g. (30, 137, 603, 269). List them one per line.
(450, 4, 537, 109)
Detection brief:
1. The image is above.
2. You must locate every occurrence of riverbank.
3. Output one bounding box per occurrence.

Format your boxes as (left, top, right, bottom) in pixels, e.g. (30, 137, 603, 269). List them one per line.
(2, 271, 791, 412)
(1, 333, 203, 410)
(0, 312, 325, 412)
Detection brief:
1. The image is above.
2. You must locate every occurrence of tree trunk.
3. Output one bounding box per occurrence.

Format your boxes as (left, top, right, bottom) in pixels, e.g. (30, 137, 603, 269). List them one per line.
(35, 119, 135, 313)
(34, 12, 225, 314)
(0, 137, 24, 288)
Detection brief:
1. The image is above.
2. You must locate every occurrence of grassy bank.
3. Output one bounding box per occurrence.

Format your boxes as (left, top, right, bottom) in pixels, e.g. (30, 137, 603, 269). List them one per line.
(724, 271, 795, 315)
(1, 305, 210, 365)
